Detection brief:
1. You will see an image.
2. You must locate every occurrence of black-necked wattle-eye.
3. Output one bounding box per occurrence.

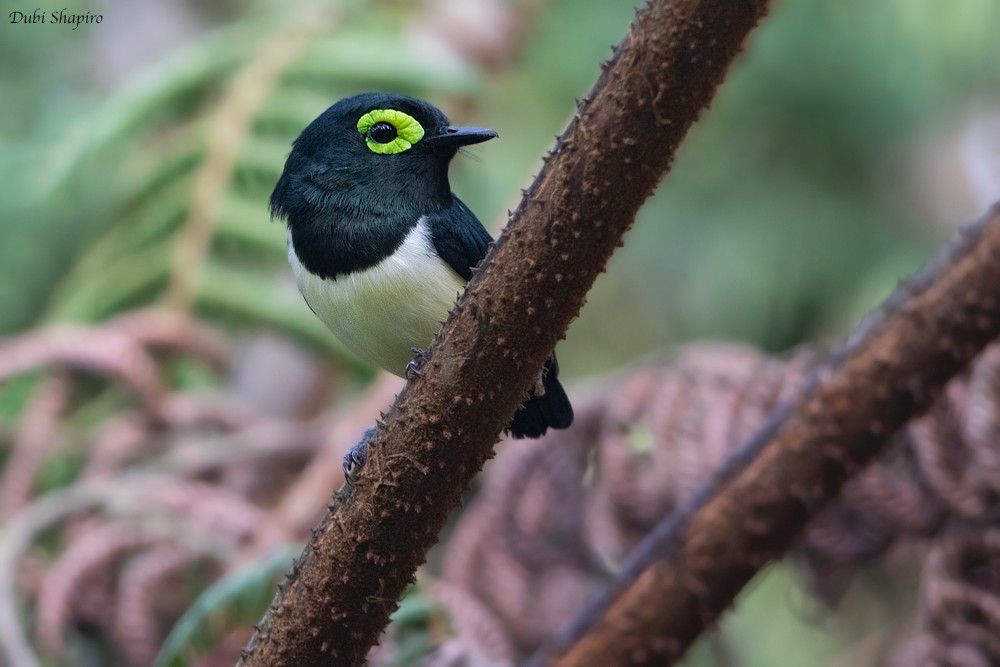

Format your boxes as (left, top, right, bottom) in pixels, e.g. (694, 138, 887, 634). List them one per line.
(270, 92, 573, 481)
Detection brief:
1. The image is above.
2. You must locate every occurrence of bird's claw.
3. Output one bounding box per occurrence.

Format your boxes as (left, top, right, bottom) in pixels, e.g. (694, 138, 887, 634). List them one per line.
(405, 347, 429, 380)
(343, 426, 376, 486)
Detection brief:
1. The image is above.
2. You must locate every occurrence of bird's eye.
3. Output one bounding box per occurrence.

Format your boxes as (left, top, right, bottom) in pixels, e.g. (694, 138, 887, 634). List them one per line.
(368, 121, 397, 144)
(357, 109, 425, 155)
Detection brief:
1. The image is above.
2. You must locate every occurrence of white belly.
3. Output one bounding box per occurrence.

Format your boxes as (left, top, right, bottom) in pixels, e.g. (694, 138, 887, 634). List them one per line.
(289, 218, 467, 376)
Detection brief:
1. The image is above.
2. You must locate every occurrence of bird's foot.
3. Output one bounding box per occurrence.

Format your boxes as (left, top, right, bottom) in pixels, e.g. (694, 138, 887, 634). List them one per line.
(343, 425, 377, 486)
(405, 347, 430, 381)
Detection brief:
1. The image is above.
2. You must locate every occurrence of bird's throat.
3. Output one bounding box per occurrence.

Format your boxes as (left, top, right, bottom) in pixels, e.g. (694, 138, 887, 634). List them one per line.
(287, 204, 418, 280)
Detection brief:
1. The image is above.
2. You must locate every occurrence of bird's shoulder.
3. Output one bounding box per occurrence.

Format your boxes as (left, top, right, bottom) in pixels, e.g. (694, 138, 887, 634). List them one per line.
(426, 197, 494, 281)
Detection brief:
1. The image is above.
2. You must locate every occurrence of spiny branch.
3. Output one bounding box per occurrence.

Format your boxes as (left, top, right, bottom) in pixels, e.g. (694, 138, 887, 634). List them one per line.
(237, 0, 772, 664)
(530, 204, 1000, 666)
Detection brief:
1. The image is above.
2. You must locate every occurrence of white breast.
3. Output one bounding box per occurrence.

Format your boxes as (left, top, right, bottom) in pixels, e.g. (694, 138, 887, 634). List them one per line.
(289, 218, 467, 376)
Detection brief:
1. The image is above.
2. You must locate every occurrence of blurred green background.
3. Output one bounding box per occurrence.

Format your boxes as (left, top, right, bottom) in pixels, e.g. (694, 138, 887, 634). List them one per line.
(1, 0, 999, 664)
(3, 0, 999, 370)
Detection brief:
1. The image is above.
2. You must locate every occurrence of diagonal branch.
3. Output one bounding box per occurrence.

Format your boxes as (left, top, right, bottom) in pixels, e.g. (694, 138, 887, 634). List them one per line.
(237, 0, 772, 664)
(530, 204, 1000, 667)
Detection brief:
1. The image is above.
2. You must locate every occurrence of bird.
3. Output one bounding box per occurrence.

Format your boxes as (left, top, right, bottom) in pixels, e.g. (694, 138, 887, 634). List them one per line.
(270, 92, 573, 482)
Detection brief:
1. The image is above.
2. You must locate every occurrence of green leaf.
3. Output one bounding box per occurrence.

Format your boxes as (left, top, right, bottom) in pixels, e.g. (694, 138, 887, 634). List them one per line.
(152, 544, 303, 667)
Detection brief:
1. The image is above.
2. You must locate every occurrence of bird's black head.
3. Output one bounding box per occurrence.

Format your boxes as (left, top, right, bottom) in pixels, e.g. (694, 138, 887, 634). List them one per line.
(270, 92, 497, 225)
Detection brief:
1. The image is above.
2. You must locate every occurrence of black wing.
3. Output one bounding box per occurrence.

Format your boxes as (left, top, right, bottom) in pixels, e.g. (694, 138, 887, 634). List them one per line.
(426, 197, 493, 281)
(427, 196, 574, 438)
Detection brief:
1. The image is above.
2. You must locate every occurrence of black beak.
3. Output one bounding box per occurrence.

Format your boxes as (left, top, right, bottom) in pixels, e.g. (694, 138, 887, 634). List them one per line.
(425, 125, 498, 147)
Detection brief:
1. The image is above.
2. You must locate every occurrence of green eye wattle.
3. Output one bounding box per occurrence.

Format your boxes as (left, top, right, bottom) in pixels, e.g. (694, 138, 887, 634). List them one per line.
(357, 109, 425, 154)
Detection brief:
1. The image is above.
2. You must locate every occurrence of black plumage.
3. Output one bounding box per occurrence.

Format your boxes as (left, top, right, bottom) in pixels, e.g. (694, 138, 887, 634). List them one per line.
(271, 92, 573, 439)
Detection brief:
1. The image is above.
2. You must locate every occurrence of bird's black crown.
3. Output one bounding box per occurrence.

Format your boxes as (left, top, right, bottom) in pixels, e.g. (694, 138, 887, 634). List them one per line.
(270, 92, 495, 224)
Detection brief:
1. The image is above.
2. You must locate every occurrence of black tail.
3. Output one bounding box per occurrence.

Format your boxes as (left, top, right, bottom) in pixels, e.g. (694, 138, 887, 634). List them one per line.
(508, 357, 573, 438)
